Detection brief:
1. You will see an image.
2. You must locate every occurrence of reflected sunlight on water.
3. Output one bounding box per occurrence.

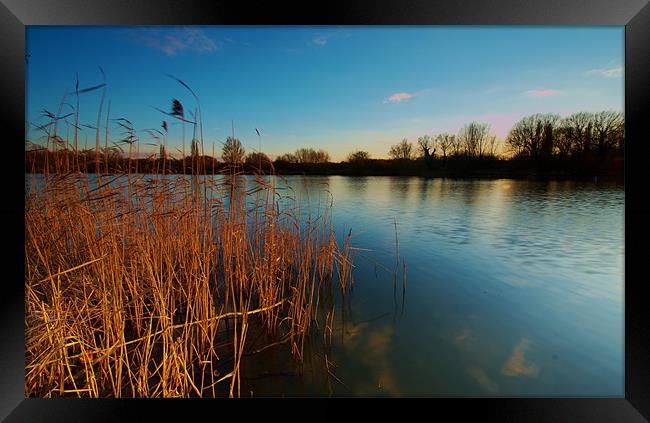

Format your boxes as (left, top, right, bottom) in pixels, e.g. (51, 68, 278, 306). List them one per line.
(28, 174, 623, 396)
(284, 176, 623, 396)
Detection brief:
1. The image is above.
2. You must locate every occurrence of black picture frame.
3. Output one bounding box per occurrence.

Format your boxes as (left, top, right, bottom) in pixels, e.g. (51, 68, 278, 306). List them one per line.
(2, 0, 648, 421)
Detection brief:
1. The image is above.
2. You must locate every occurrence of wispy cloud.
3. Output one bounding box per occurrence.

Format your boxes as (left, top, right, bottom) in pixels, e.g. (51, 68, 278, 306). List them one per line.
(384, 92, 417, 103)
(311, 29, 351, 47)
(525, 89, 561, 98)
(383, 88, 434, 104)
(312, 36, 328, 46)
(130, 28, 219, 56)
(584, 66, 623, 78)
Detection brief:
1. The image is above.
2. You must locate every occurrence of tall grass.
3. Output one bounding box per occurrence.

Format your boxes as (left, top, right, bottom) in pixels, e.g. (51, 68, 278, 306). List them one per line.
(25, 81, 354, 397)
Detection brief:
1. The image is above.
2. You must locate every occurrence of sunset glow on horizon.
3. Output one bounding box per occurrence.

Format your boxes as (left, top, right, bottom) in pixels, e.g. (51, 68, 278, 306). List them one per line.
(26, 26, 623, 161)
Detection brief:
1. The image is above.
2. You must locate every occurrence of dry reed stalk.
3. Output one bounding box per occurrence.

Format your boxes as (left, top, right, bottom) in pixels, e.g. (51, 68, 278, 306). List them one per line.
(26, 77, 355, 397)
(26, 159, 353, 398)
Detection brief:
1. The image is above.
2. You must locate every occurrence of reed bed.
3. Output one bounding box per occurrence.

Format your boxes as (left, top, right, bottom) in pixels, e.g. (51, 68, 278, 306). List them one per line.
(25, 168, 354, 397)
(25, 81, 356, 398)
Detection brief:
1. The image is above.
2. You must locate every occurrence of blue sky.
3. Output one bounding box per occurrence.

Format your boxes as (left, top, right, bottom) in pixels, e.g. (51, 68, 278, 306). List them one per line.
(26, 26, 624, 160)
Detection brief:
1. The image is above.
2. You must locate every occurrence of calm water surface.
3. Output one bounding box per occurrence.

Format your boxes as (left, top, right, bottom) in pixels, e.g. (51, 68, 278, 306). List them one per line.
(247, 176, 624, 397)
(28, 174, 624, 396)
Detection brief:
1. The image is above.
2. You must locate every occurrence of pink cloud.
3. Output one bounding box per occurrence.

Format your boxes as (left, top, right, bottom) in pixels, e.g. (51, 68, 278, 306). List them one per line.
(525, 89, 561, 97)
(383, 92, 416, 104)
(384, 90, 426, 103)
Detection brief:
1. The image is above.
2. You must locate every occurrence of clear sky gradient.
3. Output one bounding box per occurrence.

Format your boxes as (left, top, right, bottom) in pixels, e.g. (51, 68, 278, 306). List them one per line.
(26, 26, 624, 161)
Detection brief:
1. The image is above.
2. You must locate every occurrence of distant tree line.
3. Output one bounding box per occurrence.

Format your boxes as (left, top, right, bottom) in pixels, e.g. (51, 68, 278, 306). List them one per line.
(26, 110, 623, 180)
(384, 121, 499, 162)
(275, 148, 331, 164)
(339, 111, 623, 178)
(506, 111, 624, 159)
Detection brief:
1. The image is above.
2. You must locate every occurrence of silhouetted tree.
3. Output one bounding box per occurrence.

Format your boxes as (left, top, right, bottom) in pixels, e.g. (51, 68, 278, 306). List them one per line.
(540, 122, 554, 158)
(450, 134, 462, 156)
(245, 151, 272, 170)
(506, 114, 560, 158)
(486, 134, 500, 157)
(436, 133, 455, 161)
(417, 135, 435, 159)
(417, 134, 436, 168)
(294, 148, 330, 163)
(316, 149, 330, 163)
(561, 112, 593, 155)
(555, 125, 574, 157)
(389, 138, 414, 160)
(222, 136, 245, 165)
(458, 122, 491, 158)
(347, 150, 371, 163)
(276, 152, 297, 163)
(593, 110, 624, 156)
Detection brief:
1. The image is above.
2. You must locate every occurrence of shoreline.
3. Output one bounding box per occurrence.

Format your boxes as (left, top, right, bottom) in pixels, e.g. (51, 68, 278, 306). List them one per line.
(24, 169, 624, 183)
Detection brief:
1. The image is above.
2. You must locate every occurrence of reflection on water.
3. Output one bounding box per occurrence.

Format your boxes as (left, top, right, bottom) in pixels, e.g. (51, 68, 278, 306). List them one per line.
(466, 366, 499, 394)
(502, 338, 539, 378)
(273, 176, 623, 397)
(27, 174, 623, 396)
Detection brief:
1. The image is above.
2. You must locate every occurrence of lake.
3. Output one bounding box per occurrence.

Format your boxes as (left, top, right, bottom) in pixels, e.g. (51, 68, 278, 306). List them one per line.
(26, 174, 624, 397)
(237, 176, 624, 397)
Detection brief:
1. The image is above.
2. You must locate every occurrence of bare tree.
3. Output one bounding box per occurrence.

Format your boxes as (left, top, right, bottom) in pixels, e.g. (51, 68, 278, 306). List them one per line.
(450, 134, 462, 156)
(347, 150, 371, 163)
(555, 125, 574, 157)
(293, 148, 330, 163)
(541, 121, 554, 158)
(314, 149, 330, 163)
(485, 134, 499, 157)
(457, 122, 491, 158)
(294, 148, 312, 163)
(506, 114, 560, 158)
(221, 136, 245, 164)
(388, 138, 414, 160)
(561, 112, 593, 154)
(245, 151, 272, 171)
(436, 133, 455, 160)
(593, 110, 624, 156)
(319, 149, 327, 163)
(245, 151, 271, 165)
(276, 152, 297, 163)
(417, 135, 435, 160)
